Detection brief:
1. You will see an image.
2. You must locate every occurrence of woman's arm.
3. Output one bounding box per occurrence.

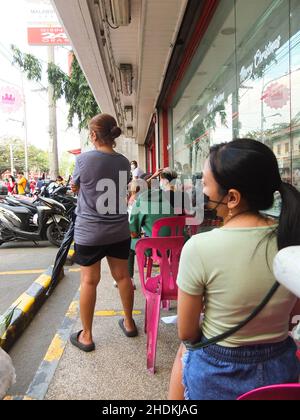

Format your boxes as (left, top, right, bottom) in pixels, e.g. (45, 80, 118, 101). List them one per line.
(177, 288, 203, 343)
(290, 299, 300, 330)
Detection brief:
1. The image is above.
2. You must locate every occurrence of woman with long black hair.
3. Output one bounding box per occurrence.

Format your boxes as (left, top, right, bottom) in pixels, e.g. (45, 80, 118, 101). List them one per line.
(169, 138, 300, 400)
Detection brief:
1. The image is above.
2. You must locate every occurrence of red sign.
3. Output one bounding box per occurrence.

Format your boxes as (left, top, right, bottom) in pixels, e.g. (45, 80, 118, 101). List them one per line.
(27, 27, 70, 46)
(261, 83, 290, 110)
(68, 149, 81, 155)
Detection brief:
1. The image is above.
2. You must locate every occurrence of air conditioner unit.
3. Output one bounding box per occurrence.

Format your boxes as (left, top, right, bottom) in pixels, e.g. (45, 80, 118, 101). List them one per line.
(124, 105, 133, 122)
(127, 126, 134, 137)
(119, 64, 133, 96)
(109, 0, 131, 26)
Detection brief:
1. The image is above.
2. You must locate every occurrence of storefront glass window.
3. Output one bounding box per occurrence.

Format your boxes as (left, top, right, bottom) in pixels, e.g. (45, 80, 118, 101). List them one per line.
(171, 0, 236, 179)
(291, 0, 300, 191)
(171, 0, 300, 192)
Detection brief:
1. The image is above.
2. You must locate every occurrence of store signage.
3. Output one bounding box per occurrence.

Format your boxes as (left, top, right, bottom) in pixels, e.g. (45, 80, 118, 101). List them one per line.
(240, 35, 282, 83)
(207, 92, 225, 114)
(28, 27, 70, 45)
(0, 86, 23, 114)
(26, 0, 70, 46)
(262, 83, 290, 109)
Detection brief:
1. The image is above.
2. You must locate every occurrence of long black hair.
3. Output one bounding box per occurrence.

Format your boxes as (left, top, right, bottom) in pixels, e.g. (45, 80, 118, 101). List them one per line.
(209, 138, 300, 250)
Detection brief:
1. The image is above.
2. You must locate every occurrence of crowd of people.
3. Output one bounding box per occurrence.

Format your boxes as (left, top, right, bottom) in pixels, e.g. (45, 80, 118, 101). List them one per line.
(1, 174, 66, 197)
(68, 112, 300, 400)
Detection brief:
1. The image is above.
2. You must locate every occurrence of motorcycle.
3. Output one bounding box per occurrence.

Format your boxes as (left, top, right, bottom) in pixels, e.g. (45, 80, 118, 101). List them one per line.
(3, 184, 77, 222)
(0, 196, 70, 247)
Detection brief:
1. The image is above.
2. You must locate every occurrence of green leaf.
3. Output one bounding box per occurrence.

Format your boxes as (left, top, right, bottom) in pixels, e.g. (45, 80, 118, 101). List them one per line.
(0, 306, 17, 338)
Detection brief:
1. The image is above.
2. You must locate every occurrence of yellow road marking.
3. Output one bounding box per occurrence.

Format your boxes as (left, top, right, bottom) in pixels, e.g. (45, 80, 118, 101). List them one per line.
(0, 268, 81, 276)
(0, 269, 44, 276)
(94, 310, 142, 317)
(66, 300, 79, 319)
(44, 334, 65, 363)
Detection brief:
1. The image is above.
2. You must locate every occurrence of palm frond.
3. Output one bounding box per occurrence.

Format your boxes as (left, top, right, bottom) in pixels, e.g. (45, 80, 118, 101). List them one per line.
(0, 305, 17, 338)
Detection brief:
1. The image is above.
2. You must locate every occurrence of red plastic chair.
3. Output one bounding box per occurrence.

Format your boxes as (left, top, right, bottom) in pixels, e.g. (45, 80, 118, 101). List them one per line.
(152, 216, 186, 238)
(135, 236, 185, 374)
(237, 384, 300, 400)
(151, 217, 186, 310)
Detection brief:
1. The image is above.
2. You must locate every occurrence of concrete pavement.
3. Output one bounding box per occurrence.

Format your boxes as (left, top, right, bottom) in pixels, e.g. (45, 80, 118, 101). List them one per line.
(26, 259, 180, 400)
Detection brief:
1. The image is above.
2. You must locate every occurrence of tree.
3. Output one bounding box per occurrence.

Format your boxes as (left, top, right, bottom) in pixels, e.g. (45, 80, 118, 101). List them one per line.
(11, 46, 100, 131)
(0, 138, 48, 176)
(59, 152, 75, 179)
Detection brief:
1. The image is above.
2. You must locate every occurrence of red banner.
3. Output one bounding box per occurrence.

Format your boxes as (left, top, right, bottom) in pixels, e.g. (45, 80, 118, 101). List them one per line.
(27, 27, 70, 46)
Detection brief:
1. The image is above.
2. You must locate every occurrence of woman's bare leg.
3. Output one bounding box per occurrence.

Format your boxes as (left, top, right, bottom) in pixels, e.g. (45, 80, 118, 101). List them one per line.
(168, 343, 185, 400)
(78, 261, 101, 345)
(107, 256, 136, 332)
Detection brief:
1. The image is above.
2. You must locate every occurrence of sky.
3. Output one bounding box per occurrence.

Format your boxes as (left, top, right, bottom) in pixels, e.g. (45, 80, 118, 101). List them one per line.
(0, 0, 81, 155)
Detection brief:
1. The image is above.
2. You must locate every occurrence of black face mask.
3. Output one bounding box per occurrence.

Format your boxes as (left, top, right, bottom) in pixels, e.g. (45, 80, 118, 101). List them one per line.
(204, 194, 228, 208)
(204, 194, 228, 220)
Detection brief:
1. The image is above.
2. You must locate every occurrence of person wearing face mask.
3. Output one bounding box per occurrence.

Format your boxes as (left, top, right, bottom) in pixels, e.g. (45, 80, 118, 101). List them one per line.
(70, 113, 138, 353)
(128, 167, 191, 284)
(168, 138, 300, 400)
(130, 160, 145, 180)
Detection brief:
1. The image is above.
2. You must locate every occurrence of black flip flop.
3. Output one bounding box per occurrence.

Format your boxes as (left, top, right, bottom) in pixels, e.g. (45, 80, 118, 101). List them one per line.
(70, 330, 95, 352)
(118, 318, 138, 337)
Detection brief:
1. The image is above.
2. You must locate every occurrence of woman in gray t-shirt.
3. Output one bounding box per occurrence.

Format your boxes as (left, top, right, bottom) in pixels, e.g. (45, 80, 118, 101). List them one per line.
(70, 114, 138, 353)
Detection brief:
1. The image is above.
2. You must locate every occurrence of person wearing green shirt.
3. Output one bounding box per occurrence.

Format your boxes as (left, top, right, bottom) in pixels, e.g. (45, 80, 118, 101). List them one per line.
(128, 168, 185, 284)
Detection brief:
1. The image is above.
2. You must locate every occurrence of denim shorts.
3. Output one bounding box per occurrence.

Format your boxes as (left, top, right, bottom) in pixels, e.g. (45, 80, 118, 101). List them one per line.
(182, 336, 300, 400)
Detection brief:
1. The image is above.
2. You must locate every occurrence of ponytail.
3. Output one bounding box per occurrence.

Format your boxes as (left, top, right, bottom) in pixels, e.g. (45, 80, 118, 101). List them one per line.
(277, 182, 300, 250)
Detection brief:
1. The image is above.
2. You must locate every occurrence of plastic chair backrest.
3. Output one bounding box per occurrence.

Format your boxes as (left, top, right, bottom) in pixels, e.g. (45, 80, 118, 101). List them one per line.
(136, 236, 184, 300)
(237, 384, 300, 400)
(152, 216, 186, 238)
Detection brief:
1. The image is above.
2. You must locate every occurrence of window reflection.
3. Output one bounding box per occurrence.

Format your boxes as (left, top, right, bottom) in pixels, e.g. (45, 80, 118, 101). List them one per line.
(171, 0, 300, 191)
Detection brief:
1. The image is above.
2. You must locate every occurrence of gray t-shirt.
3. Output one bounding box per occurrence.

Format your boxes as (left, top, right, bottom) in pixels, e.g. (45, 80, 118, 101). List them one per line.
(73, 150, 131, 246)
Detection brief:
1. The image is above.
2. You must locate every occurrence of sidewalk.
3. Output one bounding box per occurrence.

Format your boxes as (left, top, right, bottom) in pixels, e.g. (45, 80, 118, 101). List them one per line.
(32, 259, 180, 400)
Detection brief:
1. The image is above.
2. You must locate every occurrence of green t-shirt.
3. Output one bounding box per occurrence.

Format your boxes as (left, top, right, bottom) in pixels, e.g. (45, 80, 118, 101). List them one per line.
(177, 226, 297, 347)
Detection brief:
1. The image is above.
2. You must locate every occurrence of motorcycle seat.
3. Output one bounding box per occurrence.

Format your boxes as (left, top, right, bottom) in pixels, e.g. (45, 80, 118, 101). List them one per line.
(0, 204, 32, 216)
(17, 199, 37, 209)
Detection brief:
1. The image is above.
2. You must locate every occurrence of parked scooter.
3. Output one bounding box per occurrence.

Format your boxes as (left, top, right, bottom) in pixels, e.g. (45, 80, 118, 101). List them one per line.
(0, 196, 69, 247)
(3, 185, 77, 222)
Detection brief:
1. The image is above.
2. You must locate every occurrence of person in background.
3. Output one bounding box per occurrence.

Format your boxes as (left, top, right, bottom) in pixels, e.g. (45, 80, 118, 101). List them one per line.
(70, 113, 138, 353)
(30, 179, 36, 195)
(56, 175, 65, 186)
(7, 175, 16, 196)
(168, 138, 300, 400)
(128, 168, 190, 287)
(130, 160, 145, 180)
(16, 172, 27, 195)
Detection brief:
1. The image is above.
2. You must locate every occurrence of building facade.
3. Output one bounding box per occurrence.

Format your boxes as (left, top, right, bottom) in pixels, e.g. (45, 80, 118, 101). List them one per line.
(152, 0, 300, 192)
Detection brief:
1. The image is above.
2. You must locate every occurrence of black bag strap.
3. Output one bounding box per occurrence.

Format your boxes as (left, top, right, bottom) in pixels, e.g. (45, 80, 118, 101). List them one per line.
(184, 282, 280, 350)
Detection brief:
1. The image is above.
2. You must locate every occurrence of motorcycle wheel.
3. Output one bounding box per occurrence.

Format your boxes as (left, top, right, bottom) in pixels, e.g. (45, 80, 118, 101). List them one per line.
(46, 220, 69, 247)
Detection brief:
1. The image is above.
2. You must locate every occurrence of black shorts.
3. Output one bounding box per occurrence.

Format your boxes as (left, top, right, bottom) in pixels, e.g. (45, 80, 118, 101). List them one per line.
(74, 238, 131, 267)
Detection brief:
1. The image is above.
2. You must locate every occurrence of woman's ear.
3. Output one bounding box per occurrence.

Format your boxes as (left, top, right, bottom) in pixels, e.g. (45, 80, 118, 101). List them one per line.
(227, 189, 241, 209)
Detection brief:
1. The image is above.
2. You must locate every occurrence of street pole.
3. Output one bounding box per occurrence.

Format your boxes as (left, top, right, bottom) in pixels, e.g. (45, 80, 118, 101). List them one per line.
(21, 75, 29, 178)
(9, 143, 14, 176)
(48, 45, 59, 179)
